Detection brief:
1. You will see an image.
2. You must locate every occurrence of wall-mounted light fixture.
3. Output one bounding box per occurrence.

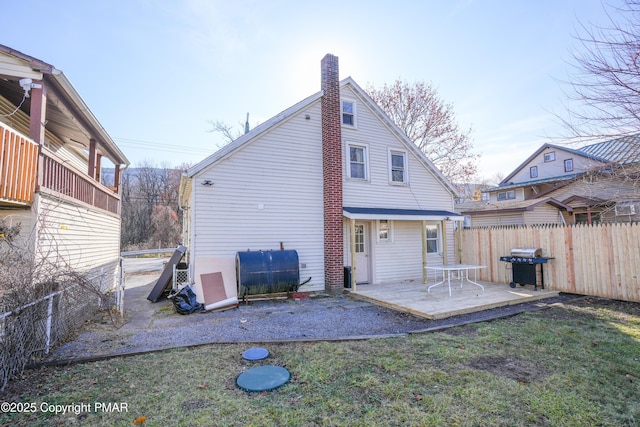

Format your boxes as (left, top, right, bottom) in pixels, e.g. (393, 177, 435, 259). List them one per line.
(19, 78, 42, 98)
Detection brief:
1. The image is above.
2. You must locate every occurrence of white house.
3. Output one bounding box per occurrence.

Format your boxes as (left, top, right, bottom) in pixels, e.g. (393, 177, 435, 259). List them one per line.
(179, 54, 462, 298)
(0, 44, 129, 280)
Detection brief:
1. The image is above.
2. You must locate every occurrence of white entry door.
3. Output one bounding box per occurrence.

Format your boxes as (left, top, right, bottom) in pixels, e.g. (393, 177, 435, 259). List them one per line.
(354, 222, 370, 283)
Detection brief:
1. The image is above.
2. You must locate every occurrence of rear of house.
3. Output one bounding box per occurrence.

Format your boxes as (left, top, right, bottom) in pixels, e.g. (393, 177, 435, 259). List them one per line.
(179, 54, 461, 299)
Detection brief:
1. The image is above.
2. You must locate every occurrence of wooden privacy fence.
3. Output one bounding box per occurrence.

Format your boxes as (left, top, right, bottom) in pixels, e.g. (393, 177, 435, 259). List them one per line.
(458, 223, 640, 303)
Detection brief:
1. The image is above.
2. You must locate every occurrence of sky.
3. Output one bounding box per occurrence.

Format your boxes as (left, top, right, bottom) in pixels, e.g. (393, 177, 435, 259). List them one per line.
(1, 0, 622, 182)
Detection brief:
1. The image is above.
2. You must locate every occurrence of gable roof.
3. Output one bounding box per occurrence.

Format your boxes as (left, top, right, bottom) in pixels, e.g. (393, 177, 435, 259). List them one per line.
(185, 77, 459, 197)
(500, 134, 640, 186)
(500, 143, 605, 185)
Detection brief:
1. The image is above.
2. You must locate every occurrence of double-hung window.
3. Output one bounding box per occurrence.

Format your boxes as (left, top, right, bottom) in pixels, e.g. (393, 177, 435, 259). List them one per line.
(425, 224, 439, 253)
(348, 144, 368, 180)
(342, 100, 356, 126)
(389, 149, 408, 184)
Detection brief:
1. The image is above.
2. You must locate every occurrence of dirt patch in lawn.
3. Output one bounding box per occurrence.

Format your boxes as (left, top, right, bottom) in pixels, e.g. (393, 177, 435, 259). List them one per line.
(468, 355, 548, 383)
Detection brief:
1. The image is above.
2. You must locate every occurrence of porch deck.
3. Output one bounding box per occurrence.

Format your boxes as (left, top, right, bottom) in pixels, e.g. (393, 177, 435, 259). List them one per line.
(347, 278, 560, 320)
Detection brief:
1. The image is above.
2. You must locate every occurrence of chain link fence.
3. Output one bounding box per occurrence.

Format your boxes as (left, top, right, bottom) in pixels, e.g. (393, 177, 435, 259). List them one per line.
(0, 260, 121, 391)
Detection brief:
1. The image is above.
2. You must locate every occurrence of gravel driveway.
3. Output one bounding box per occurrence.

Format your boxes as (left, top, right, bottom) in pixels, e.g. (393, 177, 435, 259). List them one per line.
(42, 262, 577, 365)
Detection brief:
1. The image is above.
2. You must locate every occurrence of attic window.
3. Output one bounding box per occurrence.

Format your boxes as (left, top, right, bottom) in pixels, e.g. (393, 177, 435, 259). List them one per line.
(544, 152, 556, 162)
(389, 149, 408, 184)
(564, 158, 574, 172)
(342, 100, 356, 126)
(530, 166, 538, 178)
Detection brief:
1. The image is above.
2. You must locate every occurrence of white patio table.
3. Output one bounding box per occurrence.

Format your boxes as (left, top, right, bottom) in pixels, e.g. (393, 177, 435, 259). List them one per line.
(425, 264, 486, 296)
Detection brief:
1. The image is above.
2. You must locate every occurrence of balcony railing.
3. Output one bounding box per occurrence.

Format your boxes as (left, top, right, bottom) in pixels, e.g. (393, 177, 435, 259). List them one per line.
(0, 123, 39, 206)
(0, 122, 120, 214)
(40, 151, 120, 215)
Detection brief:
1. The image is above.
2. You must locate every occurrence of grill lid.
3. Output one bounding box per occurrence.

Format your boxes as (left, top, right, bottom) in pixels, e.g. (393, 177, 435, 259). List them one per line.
(510, 248, 542, 257)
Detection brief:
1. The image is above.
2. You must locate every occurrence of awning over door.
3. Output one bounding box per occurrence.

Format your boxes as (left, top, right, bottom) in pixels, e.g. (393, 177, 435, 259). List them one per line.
(343, 207, 464, 221)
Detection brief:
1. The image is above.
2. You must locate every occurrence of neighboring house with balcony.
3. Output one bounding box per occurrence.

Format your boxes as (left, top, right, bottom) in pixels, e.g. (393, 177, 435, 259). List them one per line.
(459, 135, 640, 226)
(0, 44, 129, 278)
(179, 54, 463, 298)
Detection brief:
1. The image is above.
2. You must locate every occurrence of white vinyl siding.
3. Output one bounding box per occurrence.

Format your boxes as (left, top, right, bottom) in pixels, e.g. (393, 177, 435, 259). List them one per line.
(523, 205, 565, 225)
(489, 187, 525, 203)
(341, 87, 453, 211)
(191, 102, 325, 292)
(187, 83, 458, 290)
(37, 193, 121, 273)
(372, 221, 445, 283)
(471, 213, 524, 227)
(509, 148, 606, 183)
(0, 193, 120, 275)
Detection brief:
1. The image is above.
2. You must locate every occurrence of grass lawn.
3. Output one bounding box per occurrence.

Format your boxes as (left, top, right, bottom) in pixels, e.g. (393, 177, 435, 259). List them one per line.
(1, 297, 639, 426)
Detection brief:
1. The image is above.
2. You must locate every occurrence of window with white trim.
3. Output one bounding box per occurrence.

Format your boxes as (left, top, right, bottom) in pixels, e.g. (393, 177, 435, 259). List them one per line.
(530, 166, 538, 178)
(377, 220, 392, 242)
(389, 149, 408, 184)
(544, 152, 556, 162)
(342, 100, 356, 126)
(425, 224, 440, 253)
(347, 143, 368, 180)
(564, 158, 574, 172)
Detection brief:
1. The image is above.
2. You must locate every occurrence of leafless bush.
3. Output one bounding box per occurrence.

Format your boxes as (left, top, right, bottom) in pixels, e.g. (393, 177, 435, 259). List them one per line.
(0, 219, 120, 391)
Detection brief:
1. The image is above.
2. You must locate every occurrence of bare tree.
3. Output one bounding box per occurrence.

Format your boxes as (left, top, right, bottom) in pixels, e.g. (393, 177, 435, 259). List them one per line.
(366, 79, 479, 184)
(120, 161, 188, 250)
(149, 205, 182, 248)
(207, 120, 243, 144)
(561, 0, 640, 139)
(207, 113, 255, 146)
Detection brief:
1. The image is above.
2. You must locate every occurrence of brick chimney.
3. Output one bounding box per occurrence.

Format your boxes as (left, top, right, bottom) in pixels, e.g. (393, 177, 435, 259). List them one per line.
(321, 54, 344, 293)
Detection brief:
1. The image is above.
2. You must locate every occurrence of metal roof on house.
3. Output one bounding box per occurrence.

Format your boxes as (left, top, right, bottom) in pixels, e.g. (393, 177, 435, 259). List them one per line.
(486, 173, 582, 192)
(578, 134, 640, 165)
(460, 197, 573, 215)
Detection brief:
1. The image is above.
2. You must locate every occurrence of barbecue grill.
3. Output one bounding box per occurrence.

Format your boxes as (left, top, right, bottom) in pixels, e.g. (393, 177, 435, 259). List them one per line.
(499, 248, 552, 291)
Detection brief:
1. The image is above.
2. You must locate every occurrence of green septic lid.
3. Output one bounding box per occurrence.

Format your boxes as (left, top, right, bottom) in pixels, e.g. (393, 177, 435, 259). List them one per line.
(236, 365, 291, 392)
(242, 347, 269, 361)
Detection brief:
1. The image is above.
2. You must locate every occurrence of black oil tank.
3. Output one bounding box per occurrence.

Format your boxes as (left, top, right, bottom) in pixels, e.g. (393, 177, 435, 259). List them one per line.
(236, 250, 300, 297)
